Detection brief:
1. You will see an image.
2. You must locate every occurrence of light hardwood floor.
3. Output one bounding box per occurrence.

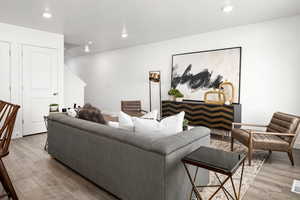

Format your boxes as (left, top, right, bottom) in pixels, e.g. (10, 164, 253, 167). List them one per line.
(3, 134, 116, 200)
(2, 134, 300, 200)
(243, 149, 300, 200)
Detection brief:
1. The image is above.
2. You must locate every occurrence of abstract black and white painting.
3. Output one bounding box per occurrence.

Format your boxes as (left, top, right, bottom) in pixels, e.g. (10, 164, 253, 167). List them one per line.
(171, 47, 241, 103)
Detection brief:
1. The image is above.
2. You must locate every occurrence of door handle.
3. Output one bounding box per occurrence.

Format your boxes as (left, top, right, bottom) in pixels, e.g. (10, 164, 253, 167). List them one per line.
(53, 92, 59, 96)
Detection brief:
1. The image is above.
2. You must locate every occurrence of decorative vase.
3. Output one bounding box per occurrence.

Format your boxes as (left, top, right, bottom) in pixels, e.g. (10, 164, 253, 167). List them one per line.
(176, 97, 183, 102)
(49, 104, 59, 112)
(169, 96, 176, 101)
(183, 125, 188, 131)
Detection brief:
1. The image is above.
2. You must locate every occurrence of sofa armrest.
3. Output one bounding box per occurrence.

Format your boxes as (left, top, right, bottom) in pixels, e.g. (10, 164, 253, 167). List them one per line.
(151, 127, 210, 155)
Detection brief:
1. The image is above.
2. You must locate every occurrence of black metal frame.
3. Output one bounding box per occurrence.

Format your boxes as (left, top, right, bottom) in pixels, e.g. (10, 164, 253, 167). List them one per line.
(182, 156, 246, 200)
(171, 47, 242, 104)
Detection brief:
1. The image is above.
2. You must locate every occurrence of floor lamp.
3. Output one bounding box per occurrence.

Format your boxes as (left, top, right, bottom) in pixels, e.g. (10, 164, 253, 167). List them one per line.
(149, 71, 162, 117)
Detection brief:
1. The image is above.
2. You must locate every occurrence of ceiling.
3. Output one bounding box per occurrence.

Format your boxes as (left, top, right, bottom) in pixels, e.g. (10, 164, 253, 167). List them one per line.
(0, 0, 299, 58)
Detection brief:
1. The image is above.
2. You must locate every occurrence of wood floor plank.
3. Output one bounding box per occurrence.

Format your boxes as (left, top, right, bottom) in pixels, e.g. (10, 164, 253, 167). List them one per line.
(243, 149, 300, 200)
(2, 134, 117, 200)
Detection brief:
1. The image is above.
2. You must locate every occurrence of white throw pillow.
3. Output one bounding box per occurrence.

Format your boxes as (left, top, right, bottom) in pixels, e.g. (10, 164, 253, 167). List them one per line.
(133, 111, 185, 136)
(67, 109, 77, 117)
(118, 111, 134, 131)
(118, 110, 158, 131)
(141, 110, 158, 120)
(160, 111, 185, 135)
(133, 118, 162, 135)
(107, 121, 119, 128)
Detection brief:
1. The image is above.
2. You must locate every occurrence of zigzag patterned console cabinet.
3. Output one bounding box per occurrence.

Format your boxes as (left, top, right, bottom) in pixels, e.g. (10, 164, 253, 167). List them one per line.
(162, 100, 242, 130)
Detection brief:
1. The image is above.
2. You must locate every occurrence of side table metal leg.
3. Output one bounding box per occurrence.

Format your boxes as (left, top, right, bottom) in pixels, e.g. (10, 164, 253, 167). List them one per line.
(189, 167, 199, 200)
(229, 159, 245, 200)
(237, 160, 245, 199)
(230, 176, 238, 200)
(183, 163, 203, 200)
(215, 173, 233, 200)
(208, 175, 231, 200)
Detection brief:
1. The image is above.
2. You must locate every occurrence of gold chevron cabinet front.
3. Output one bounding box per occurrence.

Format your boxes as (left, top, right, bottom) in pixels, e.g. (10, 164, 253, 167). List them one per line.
(162, 100, 241, 130)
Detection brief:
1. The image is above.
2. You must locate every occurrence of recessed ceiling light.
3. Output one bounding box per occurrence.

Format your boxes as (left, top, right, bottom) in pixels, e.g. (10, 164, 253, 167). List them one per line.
(42, 8, 52, 19)
(222, 5, 234, 13)
(121, 32, 128, 38)
(88, 41, 93, 45)
(121, 26, 128, 38)
(84, 45, 90, 53)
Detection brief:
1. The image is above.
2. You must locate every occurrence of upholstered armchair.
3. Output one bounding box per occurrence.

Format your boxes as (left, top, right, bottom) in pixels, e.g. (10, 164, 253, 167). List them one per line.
(231, 112, 300, 166)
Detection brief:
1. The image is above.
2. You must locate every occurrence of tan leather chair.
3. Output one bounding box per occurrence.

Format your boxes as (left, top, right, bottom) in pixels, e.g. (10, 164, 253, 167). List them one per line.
(121, 100, 147, 117)
(231, 112, 300, 166)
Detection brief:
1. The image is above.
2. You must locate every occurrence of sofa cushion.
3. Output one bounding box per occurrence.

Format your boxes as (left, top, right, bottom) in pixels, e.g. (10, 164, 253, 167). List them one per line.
(252, 133, 289, 151)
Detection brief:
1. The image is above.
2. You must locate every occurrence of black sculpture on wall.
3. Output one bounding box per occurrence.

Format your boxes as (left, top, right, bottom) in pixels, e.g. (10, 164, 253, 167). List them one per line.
(171, 64, 223, 90)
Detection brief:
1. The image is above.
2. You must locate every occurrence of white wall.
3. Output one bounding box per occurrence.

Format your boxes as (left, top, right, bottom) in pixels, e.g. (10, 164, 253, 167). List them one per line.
(67, 15, 300, 145)
(0, 22, 64, 138)
(64, 65, 86, 108)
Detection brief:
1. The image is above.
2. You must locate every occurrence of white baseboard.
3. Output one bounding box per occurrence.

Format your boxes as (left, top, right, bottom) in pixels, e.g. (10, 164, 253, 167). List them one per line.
(12, 131, 22, 139)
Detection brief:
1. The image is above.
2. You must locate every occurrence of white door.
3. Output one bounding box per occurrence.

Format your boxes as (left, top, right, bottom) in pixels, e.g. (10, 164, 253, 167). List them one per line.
(22, 45, 59, 136)
(0, 41, 11, 102)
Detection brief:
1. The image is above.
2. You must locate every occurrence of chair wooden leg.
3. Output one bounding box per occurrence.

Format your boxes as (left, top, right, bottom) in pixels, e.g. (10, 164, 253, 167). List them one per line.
(0, 159, 18, 200)
(287, 151, 295, 166)
(0, 167, 11, 198)
(248, 147, 252, 166)
(268, 150, 272, 157)
(231, 137, 234, 151)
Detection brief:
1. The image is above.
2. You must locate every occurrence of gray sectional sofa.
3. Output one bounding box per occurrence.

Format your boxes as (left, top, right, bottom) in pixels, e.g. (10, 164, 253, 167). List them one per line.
(47, 114, 210, 200)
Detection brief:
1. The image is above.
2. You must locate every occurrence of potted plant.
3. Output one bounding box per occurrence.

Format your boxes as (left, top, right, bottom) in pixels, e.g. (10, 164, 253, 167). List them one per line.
(183, 119, 189, 131)
(168, 88, 184, 101)
(49, 103, 59, 112)
(175, 90, 184, 102)
(168, 88, 177, 101)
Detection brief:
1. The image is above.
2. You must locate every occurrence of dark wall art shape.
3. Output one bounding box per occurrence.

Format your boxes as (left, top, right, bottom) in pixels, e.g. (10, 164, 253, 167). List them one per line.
(171, 47, 241, 103)
(171, 64, 223, 90)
